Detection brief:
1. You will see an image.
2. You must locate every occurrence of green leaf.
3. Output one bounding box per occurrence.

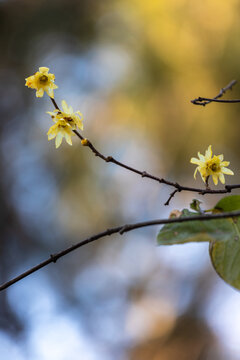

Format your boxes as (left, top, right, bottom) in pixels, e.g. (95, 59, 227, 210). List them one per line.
(210, 195, 240, 289)
(190, 199, 202, 213)
(157, 195, 240, 290)
(214, 195, 240, 212)
(210, 218, 240, 290)
(157, 209, 234, 245)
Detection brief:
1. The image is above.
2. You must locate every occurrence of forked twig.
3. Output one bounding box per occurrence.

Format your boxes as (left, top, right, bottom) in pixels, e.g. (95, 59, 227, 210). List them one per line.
(191, 80, 238, 106)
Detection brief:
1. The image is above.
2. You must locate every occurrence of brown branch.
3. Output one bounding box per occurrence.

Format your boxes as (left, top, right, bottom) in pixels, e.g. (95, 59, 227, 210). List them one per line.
(1, 210, 240, 292)
(49, 98, 240, 204)
(191, 80, 238, 106)
(192, 98, 240, 105)
(74, 131, 240, 199)
(164, 189, 180, 206)
(50, 97, 60, 110)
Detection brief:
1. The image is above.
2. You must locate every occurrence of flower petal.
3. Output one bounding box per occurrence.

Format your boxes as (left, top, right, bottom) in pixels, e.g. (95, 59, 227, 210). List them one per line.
(61, 100, 69, 113)
(36, 88, 44, 97)
(55, 133, 63, 148)
(221, 167, 234, 175)
(190, 157, 204, 165)
(194, 167, 199, 179)
(200, 173, 206, 183)
(39, 67, 49, 73)
(205, 145, 212, 160)
(65, 134, 73, 146)
(46, 88, 54, 98)
(76, 111, 83, 119)
(221, 161, 230, 167)
(219, 173, 225, 184)
(212, 175, 218, 185)
(197, 152, 205, 162)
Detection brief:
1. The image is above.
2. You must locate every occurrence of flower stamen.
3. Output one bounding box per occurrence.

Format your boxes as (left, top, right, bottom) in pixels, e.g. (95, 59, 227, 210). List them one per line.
(39, 75, 48, 83)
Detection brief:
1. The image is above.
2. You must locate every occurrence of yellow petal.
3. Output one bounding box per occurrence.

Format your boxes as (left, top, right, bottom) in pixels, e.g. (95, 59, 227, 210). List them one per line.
(219, 173, 225, 184)
(36, 88, 44, 97)
(200, 173, 206, 183)
(212, 175, 218, 185)
(197, 152, 205, 162)
(39, 67, 49, 73)
(46, 111, 57, 118)
(55, 133, 63, 148)
(221, 167, 234, 175)
(48, 131, 57, 140)
(190, 157, 203, 165)
(76, 111, 83, 119)
(205, 145, 212, 160)
(47, 125, 57, 139)
(25, 75, 35, 87)
(65, 134, 73, 146)
(46, 88, 54, 98)
(221, 161, 230, 167)
(61, 100, 69, 113)
(194, 167, 198, 179)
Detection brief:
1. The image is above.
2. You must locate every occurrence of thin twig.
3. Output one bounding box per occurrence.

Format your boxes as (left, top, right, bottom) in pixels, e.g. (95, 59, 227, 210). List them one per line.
(205, 176, 210, 190)
(73, 130, 240, 198)
(192, 98, 240, 105)
(1, 210, 240, 292)
(164, 189, 180, 206)
(49, 98, 240, 204)
(191, 80, 238, 106)
(50, 97, 60, 110)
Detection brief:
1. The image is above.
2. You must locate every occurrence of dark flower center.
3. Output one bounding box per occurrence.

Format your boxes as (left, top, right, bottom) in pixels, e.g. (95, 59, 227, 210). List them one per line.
(39, 75, 48, 83)
(209, 163, 219, 172)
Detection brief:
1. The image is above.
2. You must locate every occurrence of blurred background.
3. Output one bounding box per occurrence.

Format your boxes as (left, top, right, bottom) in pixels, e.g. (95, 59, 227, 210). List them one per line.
(0, 0, 240, 359)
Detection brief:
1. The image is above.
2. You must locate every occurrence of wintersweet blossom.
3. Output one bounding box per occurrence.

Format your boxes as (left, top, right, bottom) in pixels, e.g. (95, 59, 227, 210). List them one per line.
(190, 145, 234, 185)
(25, 67, 58, 98)
(47, 100, 83, 130)
(47, 100, 83, 148)
(47, 119, 73, 148)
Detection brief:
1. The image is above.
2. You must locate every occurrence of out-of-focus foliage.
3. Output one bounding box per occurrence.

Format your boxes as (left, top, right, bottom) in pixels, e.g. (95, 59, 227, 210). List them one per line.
(0, 0, 240, 359)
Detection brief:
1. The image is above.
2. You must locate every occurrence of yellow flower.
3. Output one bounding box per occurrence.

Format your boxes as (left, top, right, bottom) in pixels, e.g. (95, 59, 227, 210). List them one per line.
(25, 67, 58, 98)
(190, 145, 234, 185)
(47, 100, 83, 130)
(47, 119, 73, 148)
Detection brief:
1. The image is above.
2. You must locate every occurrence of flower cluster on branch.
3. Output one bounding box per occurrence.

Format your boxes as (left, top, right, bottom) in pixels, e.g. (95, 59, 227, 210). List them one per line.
(25, 67, 240, 202)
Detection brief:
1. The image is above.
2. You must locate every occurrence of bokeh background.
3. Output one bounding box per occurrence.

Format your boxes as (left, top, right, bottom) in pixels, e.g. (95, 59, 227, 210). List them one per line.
(1, 0, 240, 359)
